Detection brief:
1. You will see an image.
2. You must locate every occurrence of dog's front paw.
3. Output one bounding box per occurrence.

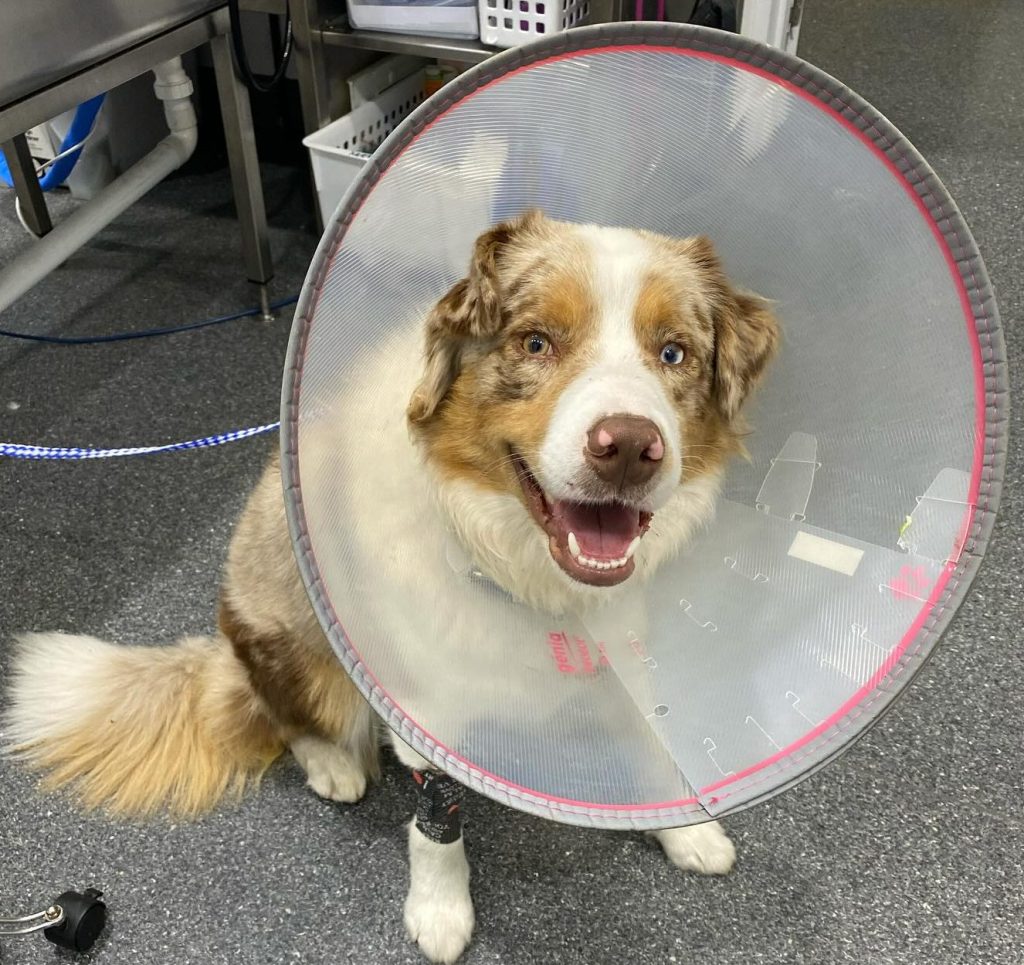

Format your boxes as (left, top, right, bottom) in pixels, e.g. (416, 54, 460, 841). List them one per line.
(290, 736, 367, 803)
(651, 821, 737, 875)
(404, 824, 474, 963)
(404, 889, 475, 963)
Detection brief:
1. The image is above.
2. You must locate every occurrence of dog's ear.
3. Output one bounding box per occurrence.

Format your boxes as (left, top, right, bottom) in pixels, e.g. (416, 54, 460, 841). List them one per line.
(713, 289, 780, 420)
(408, 210, 543, 425)
(684, 237, 780, 422)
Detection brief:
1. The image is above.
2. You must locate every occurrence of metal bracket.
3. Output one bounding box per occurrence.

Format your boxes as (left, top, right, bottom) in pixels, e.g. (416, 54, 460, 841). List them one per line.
(0, 905, 64, 938)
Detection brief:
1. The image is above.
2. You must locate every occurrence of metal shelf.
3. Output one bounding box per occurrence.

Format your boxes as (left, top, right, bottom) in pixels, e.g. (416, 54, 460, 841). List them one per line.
(321, 18, 500, 64)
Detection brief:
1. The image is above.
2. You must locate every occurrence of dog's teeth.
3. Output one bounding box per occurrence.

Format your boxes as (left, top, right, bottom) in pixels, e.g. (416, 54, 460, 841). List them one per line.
(567, 532, 581, 559)
(575, 554, 630, 570)
(576, 552, 633, 571)
(625, 537, 641, 560)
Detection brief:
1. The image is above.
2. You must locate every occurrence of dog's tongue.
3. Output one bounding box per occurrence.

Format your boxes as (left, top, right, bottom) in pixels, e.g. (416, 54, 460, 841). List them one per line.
(550, 500, 641, 559)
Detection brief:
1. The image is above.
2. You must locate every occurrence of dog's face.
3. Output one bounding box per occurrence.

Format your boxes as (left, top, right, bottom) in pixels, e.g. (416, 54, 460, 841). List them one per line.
(408, 210, 779, 590)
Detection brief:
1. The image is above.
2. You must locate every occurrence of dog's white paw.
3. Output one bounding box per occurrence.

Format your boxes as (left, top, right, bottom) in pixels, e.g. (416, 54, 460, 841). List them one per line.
(404, 888, 475, 963)
(405, 822, 474, 963)
(290, 735, 367, 803)
(652, 821, 737, 875)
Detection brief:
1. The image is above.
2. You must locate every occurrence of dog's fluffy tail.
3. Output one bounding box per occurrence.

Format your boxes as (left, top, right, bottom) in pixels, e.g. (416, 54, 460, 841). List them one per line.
(4, 632, 283, 816)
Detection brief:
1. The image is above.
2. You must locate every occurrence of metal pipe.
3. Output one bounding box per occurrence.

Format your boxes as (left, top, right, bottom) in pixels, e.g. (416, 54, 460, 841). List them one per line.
(0, 57, 198, 313)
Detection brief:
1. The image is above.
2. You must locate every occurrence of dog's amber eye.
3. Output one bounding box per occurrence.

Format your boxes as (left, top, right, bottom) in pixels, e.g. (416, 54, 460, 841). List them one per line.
(659, 342, 685, 366)
(523, 333, 552, 356)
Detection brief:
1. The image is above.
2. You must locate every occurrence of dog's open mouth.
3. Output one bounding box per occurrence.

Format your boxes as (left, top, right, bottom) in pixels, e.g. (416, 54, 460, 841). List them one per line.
(512, 452, 652, 587)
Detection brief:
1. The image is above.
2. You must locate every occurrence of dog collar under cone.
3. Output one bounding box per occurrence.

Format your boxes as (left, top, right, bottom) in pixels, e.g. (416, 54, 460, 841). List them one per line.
(282, 23, 1007, 829)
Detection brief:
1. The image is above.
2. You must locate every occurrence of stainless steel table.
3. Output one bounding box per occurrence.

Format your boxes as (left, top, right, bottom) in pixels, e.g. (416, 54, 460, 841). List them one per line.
(0, 2, 273, 308)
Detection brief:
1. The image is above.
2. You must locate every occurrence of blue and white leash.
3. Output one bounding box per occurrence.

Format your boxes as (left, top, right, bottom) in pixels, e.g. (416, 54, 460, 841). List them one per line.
(0, 293, 301, 458)
(1, 421, 279, 460)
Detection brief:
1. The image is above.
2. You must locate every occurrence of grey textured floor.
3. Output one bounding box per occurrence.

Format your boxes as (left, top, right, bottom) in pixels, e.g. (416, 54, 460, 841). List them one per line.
(1, 1, 1021, 963)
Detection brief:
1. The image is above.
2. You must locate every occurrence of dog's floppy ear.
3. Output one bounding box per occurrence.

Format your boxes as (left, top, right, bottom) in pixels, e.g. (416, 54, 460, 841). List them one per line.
(685, 237, 780, 422)
(408, 209, 543, 425)
(713, 289, 780, 420)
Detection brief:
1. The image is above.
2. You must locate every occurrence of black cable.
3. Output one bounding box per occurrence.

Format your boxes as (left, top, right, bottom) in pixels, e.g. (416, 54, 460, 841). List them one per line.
(0, 295, 298, 345)
(268, 12, 286, 64)
(228, 0, 294, 95)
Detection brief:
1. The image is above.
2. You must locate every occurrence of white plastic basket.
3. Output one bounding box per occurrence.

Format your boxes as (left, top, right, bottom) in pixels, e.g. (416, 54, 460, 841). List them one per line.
(302, 71, 426, 225)
(478, 0, 591, 47)
(346, 0, 480, 39)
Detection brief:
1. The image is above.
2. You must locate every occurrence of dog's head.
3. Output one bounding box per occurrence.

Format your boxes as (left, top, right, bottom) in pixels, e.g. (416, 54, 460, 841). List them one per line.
(408, 210, 779, 592)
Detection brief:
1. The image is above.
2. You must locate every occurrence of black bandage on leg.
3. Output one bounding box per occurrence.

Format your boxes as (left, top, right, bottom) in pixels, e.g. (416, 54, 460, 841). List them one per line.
(412, 769, 464, 844)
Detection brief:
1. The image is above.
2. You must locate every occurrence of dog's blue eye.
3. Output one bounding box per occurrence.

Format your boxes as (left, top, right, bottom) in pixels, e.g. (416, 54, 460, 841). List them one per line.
(660, 342, 685, 365)
(523, 333, 551, 356)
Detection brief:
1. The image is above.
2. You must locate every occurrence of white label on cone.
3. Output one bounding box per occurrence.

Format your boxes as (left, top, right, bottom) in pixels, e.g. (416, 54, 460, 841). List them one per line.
(788, 531, 864, 576)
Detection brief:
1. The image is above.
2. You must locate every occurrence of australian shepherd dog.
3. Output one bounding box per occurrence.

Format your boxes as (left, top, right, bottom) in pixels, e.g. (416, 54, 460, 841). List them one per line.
(7, 210, 779, 963)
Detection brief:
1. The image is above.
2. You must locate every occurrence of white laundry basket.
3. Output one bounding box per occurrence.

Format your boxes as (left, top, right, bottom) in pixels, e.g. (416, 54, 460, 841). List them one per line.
(478, 0, 591, 47)
(302, 71, 426, 225)
(347, 0, 480, 39)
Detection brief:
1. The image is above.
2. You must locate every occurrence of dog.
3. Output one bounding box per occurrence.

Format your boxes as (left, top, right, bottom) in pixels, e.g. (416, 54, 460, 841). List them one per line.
(5, 209, 779, 963)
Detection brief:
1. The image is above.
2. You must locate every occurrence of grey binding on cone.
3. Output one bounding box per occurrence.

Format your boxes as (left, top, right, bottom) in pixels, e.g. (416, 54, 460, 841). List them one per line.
(281, 23, 1007, 830)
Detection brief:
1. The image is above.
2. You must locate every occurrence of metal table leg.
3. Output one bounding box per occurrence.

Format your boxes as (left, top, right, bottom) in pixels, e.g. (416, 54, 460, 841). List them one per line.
(210, 32, 275, 318)
(290, 0, 336, 236)
(2, 134, 52, 237)
(290, 0, 334, 136)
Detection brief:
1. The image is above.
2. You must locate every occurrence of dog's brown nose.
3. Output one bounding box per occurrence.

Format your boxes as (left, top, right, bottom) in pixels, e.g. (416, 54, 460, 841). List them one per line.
(585, 415, 665, 488)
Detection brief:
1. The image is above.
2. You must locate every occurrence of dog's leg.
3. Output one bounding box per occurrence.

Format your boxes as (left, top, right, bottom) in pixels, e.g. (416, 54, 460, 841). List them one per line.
(650, 821, 737, 875)
(392, 737, 474, 964)
(290, 734, 367, 804)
